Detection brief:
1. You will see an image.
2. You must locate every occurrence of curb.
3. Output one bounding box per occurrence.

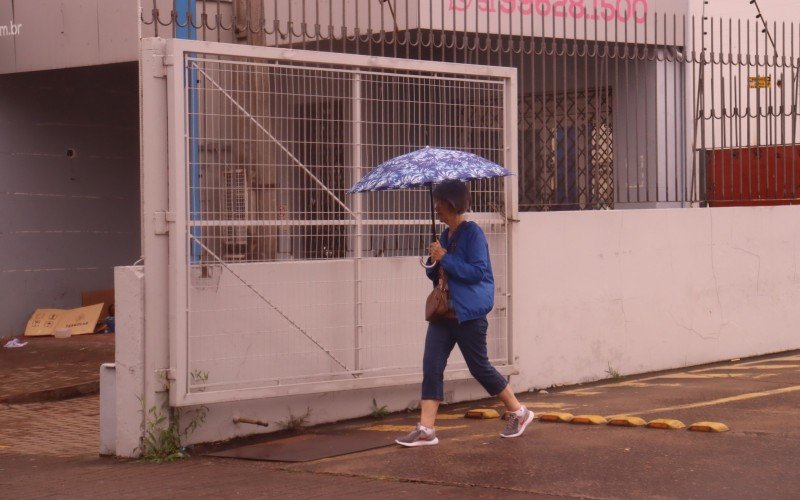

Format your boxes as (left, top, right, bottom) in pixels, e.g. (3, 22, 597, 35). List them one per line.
(0, 380, 99, 405)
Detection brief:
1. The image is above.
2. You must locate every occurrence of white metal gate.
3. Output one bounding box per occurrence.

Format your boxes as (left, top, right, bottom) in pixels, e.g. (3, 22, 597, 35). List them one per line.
(150, 38, 517, 406)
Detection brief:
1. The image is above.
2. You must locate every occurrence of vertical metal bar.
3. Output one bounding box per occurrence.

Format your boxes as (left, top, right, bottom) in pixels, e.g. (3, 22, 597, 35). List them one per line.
(661, 13, 669, 202)
(792, 23, 797, 201)
(780, 21, 788, 202)
(694, 14, 706, 206)
(776, 21, 781, 200)
(201, 0, 207, 41)
(746, 19, 753, 201)
(617, 15, 629, 203)
(769, 21, 776, 199)
(756, 18, 762, 199)
(140, 35, 170, 422)
(736, 18, 743, 201)
(572, 13, 580, 208)
(165, 39, 189, 404)
(176, 0, 201, 262)
(605, 13, 612, 207)
(727, 18, 734, 202)
(504, 68, 518, 368)
(689, 14, 698, 204)
(314, 0, 321, 52)
(635, 15, 645, 203)
(544, 16, 556, 207)
(672, 14, 679, 202)
(549, 12, 566, 209)
(352, 73, 363, 372)
(584, 10, 592, 208)
(709, 17, 718, 202)
(403, 0, 410, 60)
(301, 0, 308, 50)
(678, 14, 685, 204)
(562, 13, 569, 208)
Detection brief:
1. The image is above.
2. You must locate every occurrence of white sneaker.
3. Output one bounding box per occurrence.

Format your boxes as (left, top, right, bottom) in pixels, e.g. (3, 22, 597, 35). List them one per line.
(500, 407, 534, 438)
(395, 423, 439, 447)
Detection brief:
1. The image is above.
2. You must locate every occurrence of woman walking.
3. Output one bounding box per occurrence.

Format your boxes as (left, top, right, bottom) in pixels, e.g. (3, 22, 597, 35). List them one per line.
(396, 180, 533, 447)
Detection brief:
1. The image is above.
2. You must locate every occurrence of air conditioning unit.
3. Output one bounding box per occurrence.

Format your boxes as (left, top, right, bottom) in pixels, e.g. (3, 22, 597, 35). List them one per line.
(223, 169, 249, 261)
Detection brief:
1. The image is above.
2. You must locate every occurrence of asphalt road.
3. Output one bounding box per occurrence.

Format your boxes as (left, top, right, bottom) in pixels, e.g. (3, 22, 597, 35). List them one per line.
(2, 351, 799, 498)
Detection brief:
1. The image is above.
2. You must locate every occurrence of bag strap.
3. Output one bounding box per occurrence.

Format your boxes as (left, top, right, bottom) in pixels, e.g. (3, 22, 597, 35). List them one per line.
(437, 266, 447, 291)
(443, 221, 467, 252)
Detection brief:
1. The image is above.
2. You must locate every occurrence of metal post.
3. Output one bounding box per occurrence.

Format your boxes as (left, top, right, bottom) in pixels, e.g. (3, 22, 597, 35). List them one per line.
(504, 70, 519, 368)
(176, 0, 201, 262)
(352, 74, 363, 373)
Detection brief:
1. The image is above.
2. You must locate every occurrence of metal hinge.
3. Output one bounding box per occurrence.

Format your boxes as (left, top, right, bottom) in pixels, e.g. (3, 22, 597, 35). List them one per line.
(156, 368, 177, 381)
(154, 211, 175, 235)
(153, 54, 174, 78)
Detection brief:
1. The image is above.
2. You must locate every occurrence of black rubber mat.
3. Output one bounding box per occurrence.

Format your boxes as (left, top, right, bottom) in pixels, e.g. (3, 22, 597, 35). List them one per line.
(207, 431, 397, 462)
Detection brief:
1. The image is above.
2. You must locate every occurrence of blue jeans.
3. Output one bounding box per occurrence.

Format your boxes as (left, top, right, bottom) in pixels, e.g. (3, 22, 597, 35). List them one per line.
(421, 317, 508, 400)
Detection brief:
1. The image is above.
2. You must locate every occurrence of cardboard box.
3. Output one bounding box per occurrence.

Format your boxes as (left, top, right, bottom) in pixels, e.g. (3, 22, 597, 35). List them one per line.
(81, 288, 115, 319)
(24, 304, 104, 337)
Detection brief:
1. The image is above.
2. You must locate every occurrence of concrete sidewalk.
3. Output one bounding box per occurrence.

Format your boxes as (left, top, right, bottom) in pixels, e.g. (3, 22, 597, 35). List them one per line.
(2, 350, 799, 498)
(0, 334, 114, 403)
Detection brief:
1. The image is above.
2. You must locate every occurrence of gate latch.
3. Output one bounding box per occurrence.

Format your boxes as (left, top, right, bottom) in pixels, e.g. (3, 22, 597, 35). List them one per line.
(154, 211, 176, 235)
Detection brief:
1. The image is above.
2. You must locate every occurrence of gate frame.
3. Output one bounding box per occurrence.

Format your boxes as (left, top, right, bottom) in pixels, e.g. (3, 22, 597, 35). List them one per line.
(141, 37, 518, 406)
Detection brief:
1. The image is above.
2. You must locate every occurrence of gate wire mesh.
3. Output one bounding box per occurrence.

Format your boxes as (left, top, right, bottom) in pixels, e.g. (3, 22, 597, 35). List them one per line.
(144, 1, 800, 208)
(183, 51, 511, 394)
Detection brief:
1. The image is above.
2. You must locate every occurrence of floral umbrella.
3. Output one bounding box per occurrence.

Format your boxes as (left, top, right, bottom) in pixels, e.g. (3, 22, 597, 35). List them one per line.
(348, 146, 512, 242)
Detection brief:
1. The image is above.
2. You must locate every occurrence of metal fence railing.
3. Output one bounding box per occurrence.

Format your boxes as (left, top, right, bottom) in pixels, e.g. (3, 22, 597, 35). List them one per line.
(142, 1, 800, 209)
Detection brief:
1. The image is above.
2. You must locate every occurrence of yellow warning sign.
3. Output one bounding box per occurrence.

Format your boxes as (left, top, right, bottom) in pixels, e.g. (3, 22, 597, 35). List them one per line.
(749, 76, 771, 89)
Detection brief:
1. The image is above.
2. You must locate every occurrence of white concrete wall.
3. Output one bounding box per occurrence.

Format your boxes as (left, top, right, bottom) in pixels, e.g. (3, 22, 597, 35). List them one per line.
(512, 205, 800, 389)
(114, 204, 800, 454)
(114, 265, 145, 457)
(0, 63, 140, 337)
(0, 0, 139, 74)
(0, 0, 236, 74)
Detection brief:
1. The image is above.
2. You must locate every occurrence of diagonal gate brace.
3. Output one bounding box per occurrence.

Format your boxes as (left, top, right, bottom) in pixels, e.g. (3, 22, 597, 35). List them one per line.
(190, 235, 357, 378)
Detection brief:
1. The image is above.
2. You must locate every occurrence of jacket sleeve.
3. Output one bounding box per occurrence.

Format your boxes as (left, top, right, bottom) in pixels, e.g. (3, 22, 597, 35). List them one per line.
(439, 225, 490, 285)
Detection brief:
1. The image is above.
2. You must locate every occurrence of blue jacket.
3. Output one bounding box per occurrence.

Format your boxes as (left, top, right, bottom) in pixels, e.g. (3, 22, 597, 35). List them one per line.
(426, 221, 494, 322)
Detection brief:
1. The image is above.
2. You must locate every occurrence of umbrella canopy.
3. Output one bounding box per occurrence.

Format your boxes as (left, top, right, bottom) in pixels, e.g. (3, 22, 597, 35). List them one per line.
(348, 147, 513, 248)
(348, 146, 512, 194)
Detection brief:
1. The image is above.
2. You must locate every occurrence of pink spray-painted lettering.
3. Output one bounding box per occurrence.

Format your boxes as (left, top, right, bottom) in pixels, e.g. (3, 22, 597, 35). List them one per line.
(449, 0, 647, 24)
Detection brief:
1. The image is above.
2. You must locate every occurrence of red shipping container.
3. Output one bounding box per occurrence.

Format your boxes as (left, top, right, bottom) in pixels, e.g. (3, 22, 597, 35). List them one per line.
(705, 145, 800, 207)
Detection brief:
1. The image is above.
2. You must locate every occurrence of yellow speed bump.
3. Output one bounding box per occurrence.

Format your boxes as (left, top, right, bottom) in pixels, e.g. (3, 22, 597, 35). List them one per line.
(538, 412, 574, 423)
(607, 416, 647, 427)
(688, 421, 729, 433)
(465, 408, 500, 419)
(570, 415, 608, 425)
(646, 419, 685, 430)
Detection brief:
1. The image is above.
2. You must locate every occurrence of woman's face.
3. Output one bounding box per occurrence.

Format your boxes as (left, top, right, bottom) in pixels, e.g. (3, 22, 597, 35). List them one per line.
(434, 198, 457, 223)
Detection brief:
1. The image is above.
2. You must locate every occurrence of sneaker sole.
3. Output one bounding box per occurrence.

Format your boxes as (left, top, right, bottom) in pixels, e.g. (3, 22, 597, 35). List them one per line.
(395, 437, 439, 447)
(500, 411, 535, 438)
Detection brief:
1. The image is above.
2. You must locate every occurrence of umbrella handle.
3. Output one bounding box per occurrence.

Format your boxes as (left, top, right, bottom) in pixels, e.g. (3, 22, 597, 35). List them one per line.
(419, 255, 437, 269)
